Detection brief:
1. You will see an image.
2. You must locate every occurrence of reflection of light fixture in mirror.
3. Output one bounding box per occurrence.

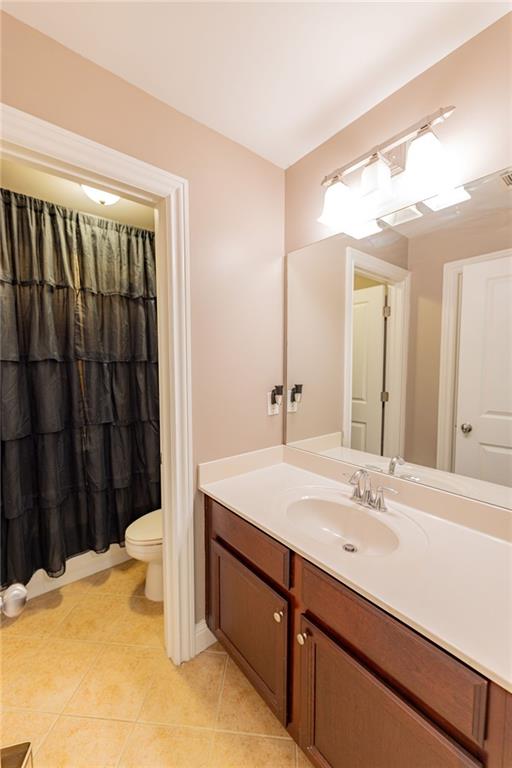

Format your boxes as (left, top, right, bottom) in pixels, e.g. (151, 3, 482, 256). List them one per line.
(344, 220, 382, 240)
(423, 186, 471, 211)
(271, 385, 284, 407)
(317, 180, 354, 228)
(361, 154, 391, 197)
(381, 205, 423, 227)
(291, 384, 303, 404)
(81, 185, 120, 206)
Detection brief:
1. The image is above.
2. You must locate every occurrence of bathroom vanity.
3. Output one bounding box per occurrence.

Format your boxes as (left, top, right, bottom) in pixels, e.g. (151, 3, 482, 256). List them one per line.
(201, 458, 512, 768)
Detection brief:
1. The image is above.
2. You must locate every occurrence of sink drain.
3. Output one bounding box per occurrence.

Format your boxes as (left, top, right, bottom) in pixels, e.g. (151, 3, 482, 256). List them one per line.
(343, 543, 358, 553)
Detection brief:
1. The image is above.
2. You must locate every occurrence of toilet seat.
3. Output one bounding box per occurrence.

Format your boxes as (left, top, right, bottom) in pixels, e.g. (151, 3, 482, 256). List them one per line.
(125, 509, 162, 546)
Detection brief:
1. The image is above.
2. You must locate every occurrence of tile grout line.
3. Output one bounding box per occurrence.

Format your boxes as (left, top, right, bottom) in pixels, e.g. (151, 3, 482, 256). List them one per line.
(31, 710, 60, 759)
(57, 640, 107, 718)
(208, 652, 229, 765)
(113, 719, 138, 768)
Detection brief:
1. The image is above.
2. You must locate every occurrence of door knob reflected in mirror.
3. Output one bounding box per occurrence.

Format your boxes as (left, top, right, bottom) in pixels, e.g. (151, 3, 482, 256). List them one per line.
(460, 423, 473, 434)
(296, 631, 309, 646)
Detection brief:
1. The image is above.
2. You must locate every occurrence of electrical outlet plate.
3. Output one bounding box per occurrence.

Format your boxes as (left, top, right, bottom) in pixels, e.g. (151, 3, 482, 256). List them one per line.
(267, 392, 280, 416)
(287, 389, 297, 413)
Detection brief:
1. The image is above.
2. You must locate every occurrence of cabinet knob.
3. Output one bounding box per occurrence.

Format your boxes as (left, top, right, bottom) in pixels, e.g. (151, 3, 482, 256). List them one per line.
(273, 610, 284, 624)
(296, 631, 309, 646)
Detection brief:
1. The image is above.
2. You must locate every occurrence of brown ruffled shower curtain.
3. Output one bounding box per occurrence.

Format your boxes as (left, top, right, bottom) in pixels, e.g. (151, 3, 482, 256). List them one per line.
(0, 189, 160, 587)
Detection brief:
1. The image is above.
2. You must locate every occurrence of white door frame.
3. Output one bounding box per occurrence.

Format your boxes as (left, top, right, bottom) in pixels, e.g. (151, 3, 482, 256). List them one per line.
(343, 247, 410, 456)
(436, 247, 512, 472)
(0, 104, 196, 664)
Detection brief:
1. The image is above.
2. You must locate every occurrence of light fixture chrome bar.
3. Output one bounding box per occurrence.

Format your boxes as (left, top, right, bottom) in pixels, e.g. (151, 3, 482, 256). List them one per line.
(321, 105, 455, 186)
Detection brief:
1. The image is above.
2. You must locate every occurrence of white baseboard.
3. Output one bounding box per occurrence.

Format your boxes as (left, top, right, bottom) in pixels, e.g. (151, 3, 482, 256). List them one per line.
(25, 545, 131, 600)
(195, 618, 216, 654)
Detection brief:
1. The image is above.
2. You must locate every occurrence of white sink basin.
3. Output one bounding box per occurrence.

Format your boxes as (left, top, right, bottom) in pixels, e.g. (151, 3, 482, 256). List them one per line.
(287, 497, 399, 556)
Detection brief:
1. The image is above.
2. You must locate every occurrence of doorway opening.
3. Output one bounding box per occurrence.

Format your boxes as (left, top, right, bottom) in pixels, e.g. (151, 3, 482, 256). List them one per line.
(1, 104, 195, 664)
(343, 247, 410, 459)
(351, 272, 390, 455)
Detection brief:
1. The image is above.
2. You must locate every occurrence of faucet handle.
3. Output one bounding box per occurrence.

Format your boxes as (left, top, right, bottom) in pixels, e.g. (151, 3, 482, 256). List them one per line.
(349, 469, 365, 501)
(374, 485, 398, 512)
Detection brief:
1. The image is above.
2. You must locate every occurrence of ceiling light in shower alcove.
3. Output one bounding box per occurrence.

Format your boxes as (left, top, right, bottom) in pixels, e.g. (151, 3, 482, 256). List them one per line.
(81, 185, 120, 206)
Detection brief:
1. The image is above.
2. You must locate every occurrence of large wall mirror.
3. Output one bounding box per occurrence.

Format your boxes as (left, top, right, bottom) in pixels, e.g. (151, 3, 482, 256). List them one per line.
(286, 169, 512, 509)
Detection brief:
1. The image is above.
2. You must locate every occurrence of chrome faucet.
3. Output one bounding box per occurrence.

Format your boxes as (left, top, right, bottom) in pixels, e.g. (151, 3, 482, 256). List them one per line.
(372, 486, 398, 512)
(388, 455, 405, 475)
(349, 469, 367, 502)
(349, 469, 398, 512)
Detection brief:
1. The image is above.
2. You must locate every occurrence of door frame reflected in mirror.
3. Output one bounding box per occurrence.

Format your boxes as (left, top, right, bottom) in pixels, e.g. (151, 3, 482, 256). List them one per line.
(343, 247, 411, 457)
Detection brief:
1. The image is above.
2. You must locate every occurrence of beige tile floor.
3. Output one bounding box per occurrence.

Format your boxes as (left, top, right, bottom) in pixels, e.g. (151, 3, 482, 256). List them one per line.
(0, 560, 312, 768)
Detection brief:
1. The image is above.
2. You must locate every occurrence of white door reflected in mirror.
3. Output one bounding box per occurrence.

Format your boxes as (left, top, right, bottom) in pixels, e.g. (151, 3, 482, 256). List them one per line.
(351, 281, 386, 454)
(455, 255, 512, 485)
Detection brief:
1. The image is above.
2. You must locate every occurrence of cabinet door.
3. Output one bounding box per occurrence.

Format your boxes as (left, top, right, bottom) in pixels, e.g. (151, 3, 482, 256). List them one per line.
(298, 617, 482, 768)
(209, 540, 288, 723)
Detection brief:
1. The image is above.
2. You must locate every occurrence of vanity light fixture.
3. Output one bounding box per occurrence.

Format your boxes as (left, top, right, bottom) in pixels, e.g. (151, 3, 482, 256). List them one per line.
(318, 106, 455, 235)
(320, 106, 455, 188)
(423, 186, 471, 212)
(344, 219, 382, 240)
(317, 179, 354, 228)
(360, 154, 392, 198)
(81, 184, 120, 206)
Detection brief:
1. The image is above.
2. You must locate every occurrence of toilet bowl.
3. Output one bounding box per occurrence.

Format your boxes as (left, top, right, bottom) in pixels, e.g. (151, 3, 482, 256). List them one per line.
(125, 509, 163, 601)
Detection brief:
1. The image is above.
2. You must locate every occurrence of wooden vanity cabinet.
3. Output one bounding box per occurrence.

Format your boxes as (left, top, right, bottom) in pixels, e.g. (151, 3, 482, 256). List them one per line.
(299, 615, 481, 768)
(208, 538, 289, 723)
(204, 497, 512, 767)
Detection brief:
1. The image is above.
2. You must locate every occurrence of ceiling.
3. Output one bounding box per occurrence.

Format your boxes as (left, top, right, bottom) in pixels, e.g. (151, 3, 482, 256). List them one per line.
(1, 158, 155, 229)
(4, 3, 511, 168)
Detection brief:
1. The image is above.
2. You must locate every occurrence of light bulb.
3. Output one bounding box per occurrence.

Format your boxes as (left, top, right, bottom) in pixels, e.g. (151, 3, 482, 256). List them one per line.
(317, 180, 355, 229)
(81, 185, 120, 206)
(361, 156, 391, 198)
(406, 129, 453, 199)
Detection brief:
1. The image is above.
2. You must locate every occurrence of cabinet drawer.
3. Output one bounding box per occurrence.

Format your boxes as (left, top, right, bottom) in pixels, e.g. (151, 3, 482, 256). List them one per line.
(300, 559, 488, 745)
(209, 499, 291, 588)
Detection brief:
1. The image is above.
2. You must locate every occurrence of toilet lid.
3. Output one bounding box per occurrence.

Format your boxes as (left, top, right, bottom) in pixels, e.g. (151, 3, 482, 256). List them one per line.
(125, 509, 162, 545)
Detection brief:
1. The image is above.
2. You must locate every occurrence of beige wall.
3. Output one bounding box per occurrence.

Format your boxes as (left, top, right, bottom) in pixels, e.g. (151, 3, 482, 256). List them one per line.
(287, 238, 345, 443)
(405, 208, 512, 467)
(287, 232, 407, 444)
(1, 12, 285, 620)
(285, 14, 512, 254)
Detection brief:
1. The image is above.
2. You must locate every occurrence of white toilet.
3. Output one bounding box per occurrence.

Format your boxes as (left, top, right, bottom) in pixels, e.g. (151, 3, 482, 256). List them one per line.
(125, 509, 163, 601)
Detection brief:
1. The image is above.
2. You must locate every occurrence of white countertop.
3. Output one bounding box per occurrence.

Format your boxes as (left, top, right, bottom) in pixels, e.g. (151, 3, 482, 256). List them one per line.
(200, 461, 512, 693)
